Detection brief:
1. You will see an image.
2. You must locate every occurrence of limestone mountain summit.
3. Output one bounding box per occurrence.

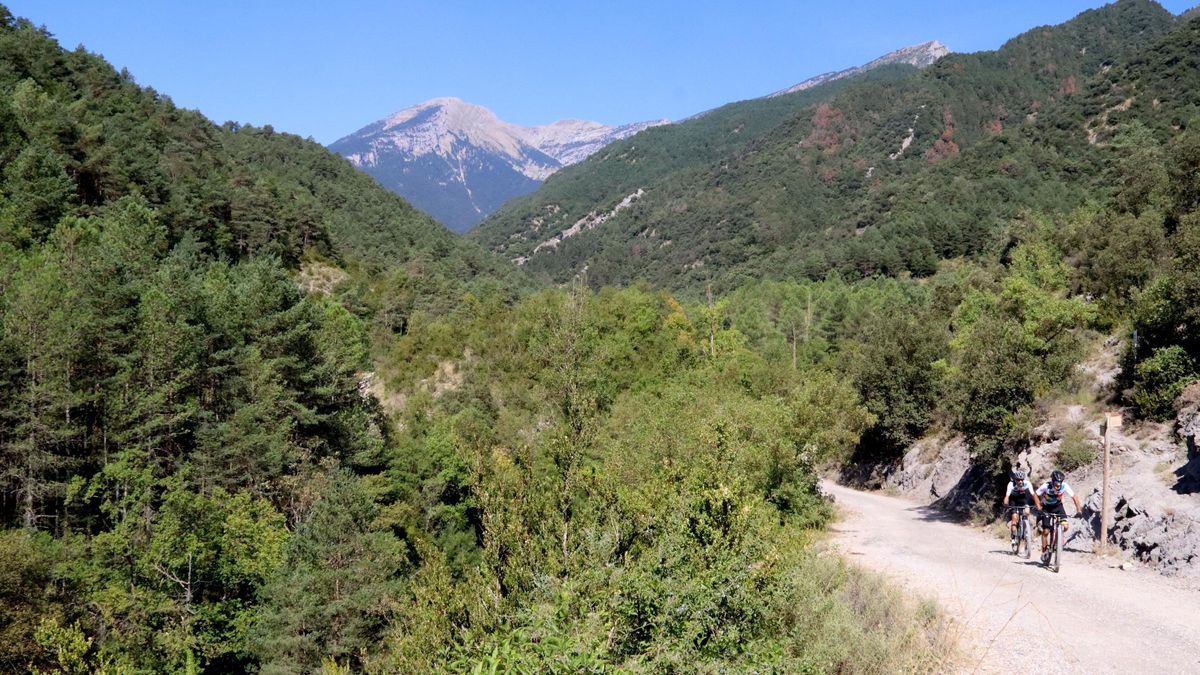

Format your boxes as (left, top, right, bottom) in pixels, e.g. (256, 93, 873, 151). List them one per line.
(331, 43, 949, 235)
(766, 40, 950, 97)
(329, 97, 666, 232)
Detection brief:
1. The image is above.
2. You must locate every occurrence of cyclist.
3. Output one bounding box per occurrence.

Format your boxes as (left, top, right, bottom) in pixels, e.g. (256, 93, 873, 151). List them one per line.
(1036, 470, 1084, 564)
(1003, 468, 1040, 546)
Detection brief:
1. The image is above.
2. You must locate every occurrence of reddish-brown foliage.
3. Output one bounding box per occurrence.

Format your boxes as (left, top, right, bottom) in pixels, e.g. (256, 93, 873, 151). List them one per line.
(805, 103, 848, 154)
(1058, 75, 1078, 96)
(924, 107, 960, 163)
(924, 138, 960, 164)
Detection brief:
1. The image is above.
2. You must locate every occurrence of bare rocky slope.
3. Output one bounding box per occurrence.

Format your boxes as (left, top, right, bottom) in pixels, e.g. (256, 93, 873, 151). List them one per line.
(765, 40, 949, 97)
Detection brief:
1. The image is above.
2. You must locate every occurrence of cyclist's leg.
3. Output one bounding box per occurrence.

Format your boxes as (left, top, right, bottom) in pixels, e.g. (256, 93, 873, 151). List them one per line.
(1046, 504, 1066, 554)
(1038, 510, 1050, 551)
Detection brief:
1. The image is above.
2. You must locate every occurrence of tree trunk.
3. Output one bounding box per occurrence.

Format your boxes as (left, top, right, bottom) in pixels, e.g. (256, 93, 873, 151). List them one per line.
(707, 284, 716, 358)
(790, 323, 797, 370)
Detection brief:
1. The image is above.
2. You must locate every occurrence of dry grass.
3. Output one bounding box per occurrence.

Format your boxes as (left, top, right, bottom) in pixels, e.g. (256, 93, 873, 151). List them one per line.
(820, 559, 964, 673)
(1154, 460, 1177, 487)
(295, 260, 349, 295)
(794, 523, 962, 673)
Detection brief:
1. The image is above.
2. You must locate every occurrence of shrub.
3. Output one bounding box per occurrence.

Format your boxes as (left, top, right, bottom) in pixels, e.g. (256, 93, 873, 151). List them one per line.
(1056, 427, 1097, 472)
(1131, 346, 1196, 419)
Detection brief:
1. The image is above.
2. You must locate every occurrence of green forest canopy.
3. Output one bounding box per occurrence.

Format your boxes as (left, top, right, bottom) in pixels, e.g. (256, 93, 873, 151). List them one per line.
(4, 1, 1200, 672)
(471, 0, 1191, 295)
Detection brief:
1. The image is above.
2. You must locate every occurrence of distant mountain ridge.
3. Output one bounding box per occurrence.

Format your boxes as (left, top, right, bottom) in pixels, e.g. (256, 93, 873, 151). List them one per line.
(333, 42, 950, 234)
(766, 40, 950, 97)
(468, 39, 954, 270)
(329, 98, 666, 232)
(470, 0, 1185, 293)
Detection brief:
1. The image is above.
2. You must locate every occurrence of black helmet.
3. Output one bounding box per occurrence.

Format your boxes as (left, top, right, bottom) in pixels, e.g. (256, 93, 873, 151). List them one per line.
(1051, 470, 1065, 484)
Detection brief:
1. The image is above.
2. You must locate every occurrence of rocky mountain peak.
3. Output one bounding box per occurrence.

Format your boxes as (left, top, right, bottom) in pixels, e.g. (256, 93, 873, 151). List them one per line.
(767, 40, 950, 98)
(329, 100, 667, 232)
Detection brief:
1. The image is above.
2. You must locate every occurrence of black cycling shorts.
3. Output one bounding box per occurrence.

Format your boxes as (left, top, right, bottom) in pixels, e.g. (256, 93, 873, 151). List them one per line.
(1039, 502, 1067, 527)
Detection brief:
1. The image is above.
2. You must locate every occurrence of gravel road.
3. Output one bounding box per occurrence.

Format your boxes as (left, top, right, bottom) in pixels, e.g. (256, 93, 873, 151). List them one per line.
(822, 481, 1200, 674)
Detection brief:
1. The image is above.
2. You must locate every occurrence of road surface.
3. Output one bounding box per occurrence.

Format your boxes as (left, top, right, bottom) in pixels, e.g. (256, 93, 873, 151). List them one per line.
(822, 481, 1200, 674)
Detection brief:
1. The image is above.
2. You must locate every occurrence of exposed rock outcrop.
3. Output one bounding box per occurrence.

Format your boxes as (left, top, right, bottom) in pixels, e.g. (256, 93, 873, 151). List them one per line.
(766, 40, 950, 98)
(1175, 381, 1200, 455)
(1094, 490, 1200, 575)
(885, 436, 971, 502)
(870, 393, 1200, 578)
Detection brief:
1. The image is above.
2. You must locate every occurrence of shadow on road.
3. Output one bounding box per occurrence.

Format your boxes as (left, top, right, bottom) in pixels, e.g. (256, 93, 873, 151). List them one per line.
(986, 546, 1072, 572)
(907, 505, 967, 523)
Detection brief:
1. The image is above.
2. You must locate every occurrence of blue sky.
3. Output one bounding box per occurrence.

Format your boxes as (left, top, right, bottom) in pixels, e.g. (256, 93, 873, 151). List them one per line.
(6, 1, 1194, 144)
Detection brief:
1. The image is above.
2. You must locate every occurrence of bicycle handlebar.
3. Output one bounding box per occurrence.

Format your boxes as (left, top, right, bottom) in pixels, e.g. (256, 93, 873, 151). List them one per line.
(1030, 509, 1084, 519)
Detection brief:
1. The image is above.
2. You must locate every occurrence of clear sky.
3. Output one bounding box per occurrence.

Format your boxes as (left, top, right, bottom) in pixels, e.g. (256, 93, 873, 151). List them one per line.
(5, 1, 1194, 144)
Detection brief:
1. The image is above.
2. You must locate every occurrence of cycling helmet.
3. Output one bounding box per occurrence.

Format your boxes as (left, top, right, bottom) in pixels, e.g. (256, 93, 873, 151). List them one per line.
(1051, 470, 1065, 485)
(1012, 469, 1027, 481)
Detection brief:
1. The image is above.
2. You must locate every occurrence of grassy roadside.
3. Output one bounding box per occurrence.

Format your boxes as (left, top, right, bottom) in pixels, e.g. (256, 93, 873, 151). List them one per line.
(805, 520, 961, 674)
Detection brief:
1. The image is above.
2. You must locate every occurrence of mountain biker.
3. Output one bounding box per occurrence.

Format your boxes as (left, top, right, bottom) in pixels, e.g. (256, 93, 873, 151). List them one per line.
(1003, 469, 1041, 546)
(1036, 470, 1084, 564)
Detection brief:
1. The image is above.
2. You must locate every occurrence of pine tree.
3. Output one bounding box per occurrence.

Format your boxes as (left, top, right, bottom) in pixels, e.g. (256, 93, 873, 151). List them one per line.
(252, 471, 407, 674)
(0, 144, 75, 245)
(0, 251, 94, 530)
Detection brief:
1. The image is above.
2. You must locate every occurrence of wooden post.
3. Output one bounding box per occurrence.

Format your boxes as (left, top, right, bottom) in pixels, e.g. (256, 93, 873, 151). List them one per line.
(1102, 412, 1121, 554)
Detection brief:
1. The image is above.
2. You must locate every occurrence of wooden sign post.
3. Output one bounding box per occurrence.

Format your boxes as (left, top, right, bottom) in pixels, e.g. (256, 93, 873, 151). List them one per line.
(1102, 412, 1122, 554)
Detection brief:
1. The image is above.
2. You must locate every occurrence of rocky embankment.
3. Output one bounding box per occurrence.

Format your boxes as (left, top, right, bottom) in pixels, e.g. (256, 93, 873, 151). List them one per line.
(854, 356, 1200, 578)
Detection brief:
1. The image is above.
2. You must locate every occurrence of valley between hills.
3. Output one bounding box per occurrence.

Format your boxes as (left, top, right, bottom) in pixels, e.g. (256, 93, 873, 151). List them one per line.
(2, 1, 1200, 672)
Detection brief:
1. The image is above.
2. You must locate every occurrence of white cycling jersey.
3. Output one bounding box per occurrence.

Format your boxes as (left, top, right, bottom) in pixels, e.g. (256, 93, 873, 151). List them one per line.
(1036, 480, 1075, 504)
(1005, 480, 1035, 498)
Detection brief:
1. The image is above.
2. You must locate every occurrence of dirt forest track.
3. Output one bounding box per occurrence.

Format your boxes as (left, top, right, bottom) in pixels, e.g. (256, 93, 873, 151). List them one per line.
(821, 481, 1200, 674)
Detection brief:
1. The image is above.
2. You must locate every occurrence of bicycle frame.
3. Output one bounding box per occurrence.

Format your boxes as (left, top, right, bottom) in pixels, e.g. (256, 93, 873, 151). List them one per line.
(1004, 506, 1034, 558)
(1039, 511, 1069, 573)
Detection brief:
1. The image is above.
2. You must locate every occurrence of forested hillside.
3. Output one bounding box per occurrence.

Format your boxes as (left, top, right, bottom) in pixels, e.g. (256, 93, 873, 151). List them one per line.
(5, 1, 1200, 673)
(471, 0, 1182, 293)
(0, 6, 524, 296)
(469, 64, 919, 264)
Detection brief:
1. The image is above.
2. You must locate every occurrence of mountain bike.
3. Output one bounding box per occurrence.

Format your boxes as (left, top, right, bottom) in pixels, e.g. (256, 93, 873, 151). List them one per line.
(1005, 506, 1033, 558)
(1038, 511, 1071, 573)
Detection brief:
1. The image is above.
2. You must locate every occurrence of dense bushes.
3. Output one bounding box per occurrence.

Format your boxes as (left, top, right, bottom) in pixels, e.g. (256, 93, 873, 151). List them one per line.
(1131, 346, 1196, 419)
(361, 287, 952, 671)
(6, 2, 1200, 671)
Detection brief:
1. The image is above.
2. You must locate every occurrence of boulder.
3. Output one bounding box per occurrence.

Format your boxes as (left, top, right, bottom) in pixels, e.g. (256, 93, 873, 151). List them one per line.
(929, 440, 971, 500)
(1105, 493, 1200, 576)
(882, 436, 970, 504)
(1174, 381, 1200, 454)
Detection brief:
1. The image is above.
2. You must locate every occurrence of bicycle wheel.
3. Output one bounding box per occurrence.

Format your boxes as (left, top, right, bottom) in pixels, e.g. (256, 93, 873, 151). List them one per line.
(1052, 521, 1062, 573)
(1010, 514, 1020, 555)
(1021, 516, 1032, 559)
